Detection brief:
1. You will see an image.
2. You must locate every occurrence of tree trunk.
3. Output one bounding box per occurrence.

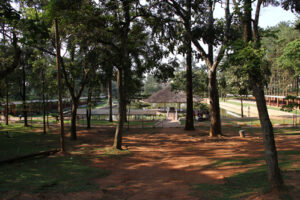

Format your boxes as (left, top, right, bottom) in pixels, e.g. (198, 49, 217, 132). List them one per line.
(5, 77, 9, 125)
(243, 0, 252, 42)
(123, 71, 128, 123)
(55, 19, 65, 152)
(252, 83, 283, 188)
(113, 0, 130, 150)
(22, 64, 28, 127)
(42, 69, 46, 134)
(86, 87, 92, 129)
(241, 96, 244, 118)
(296, 76, 299, 96)
(243, 0, 283, 189)
(185, 0, 194, 131)
(113, 68, 124, 149)
(108, 78, 113, 122)
(208, 69, 222, 137)
(207, 0, 222, 137)
(46, 96, 49, 128)
(70, 100, 78, 140)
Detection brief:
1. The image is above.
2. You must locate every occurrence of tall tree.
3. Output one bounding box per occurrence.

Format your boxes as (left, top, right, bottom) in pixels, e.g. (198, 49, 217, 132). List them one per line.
(230, 0, 284, 189)
(154, 0, 233, 136)
(184, 0, 194, 130)
(55, 18, 65, 152)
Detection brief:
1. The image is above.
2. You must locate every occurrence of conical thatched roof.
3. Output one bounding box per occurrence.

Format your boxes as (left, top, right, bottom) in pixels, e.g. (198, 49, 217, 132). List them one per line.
(144, 84, 202, 103)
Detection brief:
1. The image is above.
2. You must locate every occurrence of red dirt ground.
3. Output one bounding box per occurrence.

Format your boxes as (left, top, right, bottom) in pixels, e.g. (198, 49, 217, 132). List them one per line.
(7, 127, 300, 200)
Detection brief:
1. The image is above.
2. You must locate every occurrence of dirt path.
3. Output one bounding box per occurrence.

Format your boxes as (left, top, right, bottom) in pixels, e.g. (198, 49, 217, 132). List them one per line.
(11, 127, 300, 200)
(74, 128, 299, 200)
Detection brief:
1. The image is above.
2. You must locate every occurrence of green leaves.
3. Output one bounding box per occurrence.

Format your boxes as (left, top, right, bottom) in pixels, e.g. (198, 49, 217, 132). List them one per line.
(277, 38, 300, 75)
(229, 41, 268, 81)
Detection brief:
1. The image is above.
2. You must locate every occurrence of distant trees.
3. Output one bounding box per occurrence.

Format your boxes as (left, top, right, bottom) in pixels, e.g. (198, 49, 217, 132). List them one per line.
(263, 22, 300, 96)
(278, 38, 300, 95)
(171, 67, 208, 98)
(143, 75, 162, 96)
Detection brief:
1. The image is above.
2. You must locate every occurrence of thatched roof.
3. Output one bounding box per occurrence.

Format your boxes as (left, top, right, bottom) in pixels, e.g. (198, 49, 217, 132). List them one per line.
(144, 84, 202, 103)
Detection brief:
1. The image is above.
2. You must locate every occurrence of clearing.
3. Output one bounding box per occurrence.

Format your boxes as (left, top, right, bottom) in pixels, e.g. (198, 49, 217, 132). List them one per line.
(1, 126, 300, 200)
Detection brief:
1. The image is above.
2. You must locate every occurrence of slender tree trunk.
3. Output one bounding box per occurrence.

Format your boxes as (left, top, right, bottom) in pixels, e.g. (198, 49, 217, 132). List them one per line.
(207, 0, 222, 137)
(252, 83, 283, 188)
(70, 99, 78, 140)
(208, 69, 222, 137)
(86, 87, 92, 129)
(185, 0, 194, 130)
(108, 78, 113, 122)
(113, 68, 124, 149)
(241, 96, 244, 118)
(22, 64, 28, 127)
(55, 19, 65, 152)
(86, 107, 91, 129)
(113, 0, 130, 150)
(5, 77, 9, 125)
(123, 71, 128, 123)
(296, 76, 299, 96)
(243, 0, 283, 189)
(42, 69, 46, 134)
(46, 96, 49, 128)
(3, 27, 9, 126)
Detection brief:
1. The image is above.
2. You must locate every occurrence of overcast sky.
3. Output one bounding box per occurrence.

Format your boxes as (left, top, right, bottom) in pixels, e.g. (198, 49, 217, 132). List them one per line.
(259, 6, 298, 27)
(214, 4, 299, 28)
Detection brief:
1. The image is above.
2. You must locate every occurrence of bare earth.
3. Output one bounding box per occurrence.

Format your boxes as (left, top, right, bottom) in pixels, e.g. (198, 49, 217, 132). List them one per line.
(12, 127, 300, 200)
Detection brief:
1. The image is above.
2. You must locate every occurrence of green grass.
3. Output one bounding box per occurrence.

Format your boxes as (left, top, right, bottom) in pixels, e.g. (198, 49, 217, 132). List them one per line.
(192, 149, 300, 200)
(274, 127, 300, 135)
(222, 117, 297, 126)
(192, 167, 270, 200)
(0, 155, 108, 196)
(213, 157, 264, 167)
(223, 100, 300, 115)
(95, 147, 132, 159)
(0, 124, 59, 161)
(77, 119, 156, 127)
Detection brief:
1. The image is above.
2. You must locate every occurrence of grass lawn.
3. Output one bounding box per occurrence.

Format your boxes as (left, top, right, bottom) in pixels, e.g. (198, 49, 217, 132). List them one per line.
(192, 150, 300, 200)
(0, 124, 108, 198)
(0, 156, 108, 195)
(223, 99, 300, 115)
(0, 124, 59, 161)
(222, 117, 297, 126)
(77, 119, 156, 127)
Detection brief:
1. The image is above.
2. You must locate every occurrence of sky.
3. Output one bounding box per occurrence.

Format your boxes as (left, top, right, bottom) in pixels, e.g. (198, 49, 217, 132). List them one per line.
(259, 6, 298, 28)
(214, 4, 299, 28)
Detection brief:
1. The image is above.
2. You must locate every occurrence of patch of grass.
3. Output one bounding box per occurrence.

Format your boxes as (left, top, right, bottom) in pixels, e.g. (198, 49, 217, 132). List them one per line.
(0, 123, 42, 133)
(77, 119, 156, 127)
(0, 155, 108, 196)
(213, 157, 264, 167)
(0, 125, 59, 161)
(278, 150, 300, 156)
(96, 147, 132, 159)
(192, 166, 270, 200)
(274, 127, 300, 135)
(193, 150, 299, 200)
